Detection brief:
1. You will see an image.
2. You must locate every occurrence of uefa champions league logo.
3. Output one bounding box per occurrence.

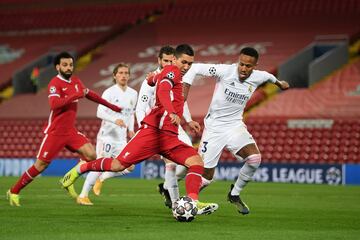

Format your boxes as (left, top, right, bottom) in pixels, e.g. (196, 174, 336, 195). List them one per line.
(325, 167, 342, 185)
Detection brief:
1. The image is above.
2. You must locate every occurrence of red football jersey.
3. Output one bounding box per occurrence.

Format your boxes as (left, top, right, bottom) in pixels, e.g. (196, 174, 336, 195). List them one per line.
(142, 65, 184, 134)
(44, 74, 85, 135)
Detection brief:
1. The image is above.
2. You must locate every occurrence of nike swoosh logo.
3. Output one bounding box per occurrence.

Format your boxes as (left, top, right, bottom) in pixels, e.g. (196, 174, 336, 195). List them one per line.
(62, 88, 67, 91)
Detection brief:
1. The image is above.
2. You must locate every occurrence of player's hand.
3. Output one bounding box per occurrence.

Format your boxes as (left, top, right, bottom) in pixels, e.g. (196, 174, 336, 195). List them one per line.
(188, 120, 201, 133)
(146, 72, 157, 86)
(169, 113, 181, 126)
(115, 119, 126, 127)
(278, 80, 290, 90)
(127, 130, 135, 139)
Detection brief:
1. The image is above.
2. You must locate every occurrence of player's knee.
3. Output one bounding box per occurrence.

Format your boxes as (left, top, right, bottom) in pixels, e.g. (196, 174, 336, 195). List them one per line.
(245, 154, 261, 169)
(165, 162, 177, 171)
(126, 164, 135, 172)
(111, 159, 125, 172)
(185, 154, 203, 168)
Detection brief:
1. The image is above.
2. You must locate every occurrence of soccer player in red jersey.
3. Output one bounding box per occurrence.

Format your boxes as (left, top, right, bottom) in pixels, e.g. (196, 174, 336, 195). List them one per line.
(61, 45, 218, 215)
(7, 52, 121, 206)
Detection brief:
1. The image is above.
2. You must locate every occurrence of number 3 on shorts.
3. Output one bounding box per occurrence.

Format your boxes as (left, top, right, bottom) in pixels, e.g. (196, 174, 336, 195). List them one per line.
(201, 141, 208, 153)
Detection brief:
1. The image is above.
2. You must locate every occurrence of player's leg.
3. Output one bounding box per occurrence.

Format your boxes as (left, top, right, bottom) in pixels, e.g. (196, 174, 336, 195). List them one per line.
(162, 140, 218, 215)
(159, 126, 192, 208)
(94, 141, 133, 196)
(61, 126, 156, 187)
(95, 165, 135, 195)
(7, 134, 64, 206)
(228, 126, 260, 215)
(159, 158, 177, 208)
(77, 139, 107, 205)
(63, 132, 96, 199)
(197, 127, 225, 191)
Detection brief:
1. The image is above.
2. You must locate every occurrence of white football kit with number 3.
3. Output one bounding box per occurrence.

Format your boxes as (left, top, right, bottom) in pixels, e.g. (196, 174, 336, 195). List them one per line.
(183, 63, 277, 168)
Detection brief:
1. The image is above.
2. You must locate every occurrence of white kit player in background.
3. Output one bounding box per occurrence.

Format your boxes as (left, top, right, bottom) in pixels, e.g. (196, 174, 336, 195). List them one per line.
(136, 46, 203, 210)
(183, 47, 289, 214)
(77, 63, 138, 205)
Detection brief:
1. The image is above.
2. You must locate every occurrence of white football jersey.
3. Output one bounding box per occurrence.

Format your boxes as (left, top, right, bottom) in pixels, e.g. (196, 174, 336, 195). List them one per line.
(97, 84, 138, 142)
(183, 63, 277, 131)
(135, 68, 160, 126)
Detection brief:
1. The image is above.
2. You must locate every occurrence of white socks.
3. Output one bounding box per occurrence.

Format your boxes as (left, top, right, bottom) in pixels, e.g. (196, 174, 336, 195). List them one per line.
(79, 171, 101, 198)
(231, 154, 261, 196)
(164, 163, 179, 203)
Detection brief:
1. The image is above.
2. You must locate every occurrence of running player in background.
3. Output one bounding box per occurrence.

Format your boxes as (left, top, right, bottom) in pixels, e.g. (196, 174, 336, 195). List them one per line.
(6, 52, 121, 206)
(183, 47, 289, 214)
(77, 63, 138, 205)
(61, 44, 218, 216)
(135, 46, 201, 209)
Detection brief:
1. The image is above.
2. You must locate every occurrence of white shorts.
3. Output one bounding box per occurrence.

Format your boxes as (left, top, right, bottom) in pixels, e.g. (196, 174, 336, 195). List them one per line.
(198, 123, 256, 168)
(96, 139, 127, 158)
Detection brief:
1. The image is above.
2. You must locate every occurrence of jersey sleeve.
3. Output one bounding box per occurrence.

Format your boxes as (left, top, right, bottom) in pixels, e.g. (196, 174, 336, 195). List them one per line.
(96, 89, 117, 123)
(157, 66, 179, 114)
(135, 80, 154, 126)
(183, 63, 226, 85)
(262, 71, 278, 84)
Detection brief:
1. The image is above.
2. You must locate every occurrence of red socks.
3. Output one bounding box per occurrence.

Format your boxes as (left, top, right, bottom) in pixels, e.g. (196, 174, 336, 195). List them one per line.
(185, 165, 204, 201)
(11, 165, 40, 194)
(79, 157, 113, 173)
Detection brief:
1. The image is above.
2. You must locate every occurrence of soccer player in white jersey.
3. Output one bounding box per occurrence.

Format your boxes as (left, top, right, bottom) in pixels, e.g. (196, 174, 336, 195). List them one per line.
(136, 46, 211, 213)
(183, 47, 289, 214)
(77, 63, 138, 205)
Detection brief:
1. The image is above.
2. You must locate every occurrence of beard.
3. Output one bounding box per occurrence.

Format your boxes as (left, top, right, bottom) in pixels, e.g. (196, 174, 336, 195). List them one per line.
(60, 69, 72, 80)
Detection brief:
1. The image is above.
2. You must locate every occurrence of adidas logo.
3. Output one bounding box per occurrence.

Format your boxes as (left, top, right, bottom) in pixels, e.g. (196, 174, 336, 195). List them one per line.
(230, 82, 235, 86)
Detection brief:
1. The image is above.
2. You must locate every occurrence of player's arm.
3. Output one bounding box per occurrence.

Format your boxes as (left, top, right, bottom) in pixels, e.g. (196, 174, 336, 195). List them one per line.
(86, 89, 122, 112)
(264, 72, 290, 90)
(157, 77, 180, 126)
(183, 101, 201, 133)
(183, 63, 222, 101)
(48, 85, 84, 110)
(135, 80, 153, 126)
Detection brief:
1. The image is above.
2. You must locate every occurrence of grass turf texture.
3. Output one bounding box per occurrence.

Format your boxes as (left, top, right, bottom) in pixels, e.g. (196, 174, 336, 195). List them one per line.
(1, 177, 359, 240)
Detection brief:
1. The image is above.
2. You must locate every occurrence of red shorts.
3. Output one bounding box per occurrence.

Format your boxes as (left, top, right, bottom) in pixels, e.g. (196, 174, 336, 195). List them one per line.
(37, 131, 89, 163)
(116, 125, 198, 168)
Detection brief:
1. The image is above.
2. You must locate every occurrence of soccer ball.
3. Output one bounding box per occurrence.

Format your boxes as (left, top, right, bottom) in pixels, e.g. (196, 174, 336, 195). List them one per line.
(172, 196, 198, 222)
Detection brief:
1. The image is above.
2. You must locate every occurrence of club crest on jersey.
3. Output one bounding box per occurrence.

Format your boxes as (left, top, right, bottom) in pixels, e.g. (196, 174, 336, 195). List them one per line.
(49, 86, 56, 93)
(166, 72, 175, 79)
(248, 85, 253, 93)
(209, 67, 216, 76)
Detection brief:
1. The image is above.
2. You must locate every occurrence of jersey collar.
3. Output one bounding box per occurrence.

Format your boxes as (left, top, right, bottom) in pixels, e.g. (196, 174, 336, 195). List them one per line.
(57, 74, 72, 83)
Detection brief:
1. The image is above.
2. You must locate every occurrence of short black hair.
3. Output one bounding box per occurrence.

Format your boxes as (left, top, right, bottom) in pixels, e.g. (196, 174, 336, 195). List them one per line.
(158, 45, 175, 59)
(240, 47, 259, 61)
(175, 44, 194, 58)
(54, 52, 74, 67)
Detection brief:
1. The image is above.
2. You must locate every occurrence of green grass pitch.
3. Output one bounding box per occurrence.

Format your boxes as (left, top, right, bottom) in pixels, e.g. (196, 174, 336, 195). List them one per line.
(1, 177, 359, 240)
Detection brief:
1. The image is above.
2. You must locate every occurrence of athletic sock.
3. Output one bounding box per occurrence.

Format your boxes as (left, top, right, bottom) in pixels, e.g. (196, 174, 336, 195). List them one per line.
(79, 157, 113, 173)
(99, 170, 131, 181)
(185, 165, 204, 201)
(232, 154, 261, 196)
(164, 163, 179, 202)
(11, 165, 40, 194)
(79, 171, 101, 198)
